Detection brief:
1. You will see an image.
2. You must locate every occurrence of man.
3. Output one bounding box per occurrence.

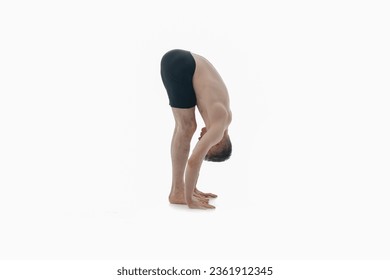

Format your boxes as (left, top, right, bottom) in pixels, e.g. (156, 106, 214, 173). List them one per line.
(160, 49, 232, 209)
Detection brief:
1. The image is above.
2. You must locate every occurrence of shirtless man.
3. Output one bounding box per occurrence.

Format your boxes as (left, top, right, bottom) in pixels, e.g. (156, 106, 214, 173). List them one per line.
(160, 49, 232, 209)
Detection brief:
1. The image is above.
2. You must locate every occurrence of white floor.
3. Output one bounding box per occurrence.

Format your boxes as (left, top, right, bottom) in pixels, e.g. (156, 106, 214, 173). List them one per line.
(1, 0, 389, 260)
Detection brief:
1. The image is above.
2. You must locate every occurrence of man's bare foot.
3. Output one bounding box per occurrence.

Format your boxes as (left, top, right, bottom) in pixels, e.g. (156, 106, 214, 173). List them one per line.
(170, 191, 209, 205)
(169, 191, 186, 205)
(187, 196, 215, 209)
(195, 188, 218, 199)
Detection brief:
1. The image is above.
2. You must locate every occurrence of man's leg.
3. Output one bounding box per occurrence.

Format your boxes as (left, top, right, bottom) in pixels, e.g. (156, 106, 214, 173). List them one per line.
(169, 107, 197, 204)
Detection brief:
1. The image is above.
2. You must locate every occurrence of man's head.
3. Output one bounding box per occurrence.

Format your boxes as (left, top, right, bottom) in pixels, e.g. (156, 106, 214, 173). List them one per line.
(199, 127, 232, 162)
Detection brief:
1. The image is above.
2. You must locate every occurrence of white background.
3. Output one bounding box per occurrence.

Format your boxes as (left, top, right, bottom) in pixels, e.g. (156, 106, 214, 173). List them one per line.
(1, 0, 389, 261)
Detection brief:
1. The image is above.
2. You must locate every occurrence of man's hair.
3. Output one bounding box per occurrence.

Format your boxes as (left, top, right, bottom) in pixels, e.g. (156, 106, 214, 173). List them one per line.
(204, 137, 232, 162)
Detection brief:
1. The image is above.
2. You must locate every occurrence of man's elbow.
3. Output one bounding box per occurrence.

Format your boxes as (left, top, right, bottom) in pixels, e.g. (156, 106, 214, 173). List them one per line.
(187, 156, 203, 169)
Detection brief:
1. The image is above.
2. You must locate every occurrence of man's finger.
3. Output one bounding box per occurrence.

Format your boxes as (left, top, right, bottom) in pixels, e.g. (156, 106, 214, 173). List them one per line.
(195, 189, 218, 198)
(202, 203, 215, 209)
(203, 193, 218, 198)
(193, 194, 209, 202)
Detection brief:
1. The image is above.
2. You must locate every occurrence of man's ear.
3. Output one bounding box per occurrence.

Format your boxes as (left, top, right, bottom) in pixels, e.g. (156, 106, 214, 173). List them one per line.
(198, 127, 207, 140)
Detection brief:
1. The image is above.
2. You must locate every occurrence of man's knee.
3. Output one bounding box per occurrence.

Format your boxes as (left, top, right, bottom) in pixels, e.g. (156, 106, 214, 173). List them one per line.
(171, 107, 197, 137)
(176, 121, 197, 137)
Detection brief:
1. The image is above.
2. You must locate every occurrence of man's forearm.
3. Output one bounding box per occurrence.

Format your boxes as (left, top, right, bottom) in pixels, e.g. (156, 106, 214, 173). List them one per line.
(184, 159, 202, 204)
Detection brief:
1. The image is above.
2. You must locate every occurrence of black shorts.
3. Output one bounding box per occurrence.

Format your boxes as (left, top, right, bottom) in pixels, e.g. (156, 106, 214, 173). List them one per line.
(160, 49, 197, 108)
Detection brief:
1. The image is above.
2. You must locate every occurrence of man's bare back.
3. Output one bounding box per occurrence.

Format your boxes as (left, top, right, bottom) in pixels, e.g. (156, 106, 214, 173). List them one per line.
(160, 49, 232, 209)
(191, 53, 232, 128)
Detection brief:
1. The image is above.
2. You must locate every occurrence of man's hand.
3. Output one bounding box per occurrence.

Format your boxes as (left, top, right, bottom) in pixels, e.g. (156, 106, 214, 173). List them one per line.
(195, 188, 218, 198)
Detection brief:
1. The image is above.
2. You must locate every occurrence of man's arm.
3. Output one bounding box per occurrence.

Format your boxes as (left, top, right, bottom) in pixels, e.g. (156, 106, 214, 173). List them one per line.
(184, 124, 225, 208)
